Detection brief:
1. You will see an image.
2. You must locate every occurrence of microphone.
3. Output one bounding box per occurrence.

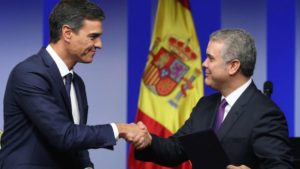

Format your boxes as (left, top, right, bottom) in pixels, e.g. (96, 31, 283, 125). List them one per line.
(263, 81, 273, 98)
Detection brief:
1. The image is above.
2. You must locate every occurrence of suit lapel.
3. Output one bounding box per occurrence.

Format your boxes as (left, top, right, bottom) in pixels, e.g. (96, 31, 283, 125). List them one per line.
(216, 82, 257, 141)
(196, 93, 222, 130)
(208, 99, 221, 129)
(38, 48, 73, 117)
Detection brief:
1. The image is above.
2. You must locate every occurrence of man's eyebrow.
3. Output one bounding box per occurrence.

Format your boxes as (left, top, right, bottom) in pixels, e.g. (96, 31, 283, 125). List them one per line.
(88, 33, 102, 37)
(206, 53, 213, 58)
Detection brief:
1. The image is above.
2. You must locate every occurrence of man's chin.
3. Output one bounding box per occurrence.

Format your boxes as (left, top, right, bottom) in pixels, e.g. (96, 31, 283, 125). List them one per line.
(205, 81, 218, 91)
(80, 55, 94, 63)
(204, 78, 211, 86)
(80, 59, 93, 64)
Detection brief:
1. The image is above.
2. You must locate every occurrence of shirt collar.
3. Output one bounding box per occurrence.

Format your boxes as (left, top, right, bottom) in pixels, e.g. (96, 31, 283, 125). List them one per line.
(222, 78, 252, 107)
(46, 44, 74, 77)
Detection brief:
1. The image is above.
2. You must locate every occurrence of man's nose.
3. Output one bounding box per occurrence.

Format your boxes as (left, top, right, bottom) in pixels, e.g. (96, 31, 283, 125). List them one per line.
(94, 38, 102, 49)
(202, 58, 208, 68)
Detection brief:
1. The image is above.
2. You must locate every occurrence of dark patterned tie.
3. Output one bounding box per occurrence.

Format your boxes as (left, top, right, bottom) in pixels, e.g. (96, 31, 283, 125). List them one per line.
(214, 99, 228, 131)
(64, 73, 73, 99)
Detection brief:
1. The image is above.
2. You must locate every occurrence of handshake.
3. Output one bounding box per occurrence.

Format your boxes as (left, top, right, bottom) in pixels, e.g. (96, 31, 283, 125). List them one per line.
(116, 121, 152, 150)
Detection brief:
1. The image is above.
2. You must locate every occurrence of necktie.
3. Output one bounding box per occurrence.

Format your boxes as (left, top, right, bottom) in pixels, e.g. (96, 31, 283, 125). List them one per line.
(64, 73, 80, 124)
(64, 73, 73, 98)
(214, 99, 228, 131)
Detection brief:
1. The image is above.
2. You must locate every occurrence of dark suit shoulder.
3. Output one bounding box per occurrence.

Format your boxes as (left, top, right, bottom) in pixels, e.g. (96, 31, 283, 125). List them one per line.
(193, 92, 221, 110)
(12, 52, 47, 74)
(7, 51, 53, 94)
(247, 87, 282, 115)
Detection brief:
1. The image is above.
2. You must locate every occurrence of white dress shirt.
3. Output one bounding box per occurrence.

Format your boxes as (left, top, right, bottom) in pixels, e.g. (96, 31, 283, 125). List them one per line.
(221, 79, 252, 121)
(46, 45, 80, 124)
(46, 45, 119, 138)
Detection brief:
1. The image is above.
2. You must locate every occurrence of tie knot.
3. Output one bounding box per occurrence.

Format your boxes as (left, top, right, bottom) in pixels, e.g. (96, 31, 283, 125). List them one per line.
(220, 99, 228, 108)
(65, 73, 73, 85)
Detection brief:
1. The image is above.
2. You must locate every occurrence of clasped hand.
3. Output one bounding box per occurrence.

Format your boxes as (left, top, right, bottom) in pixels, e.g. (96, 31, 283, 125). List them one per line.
(117, 121, 152, 149)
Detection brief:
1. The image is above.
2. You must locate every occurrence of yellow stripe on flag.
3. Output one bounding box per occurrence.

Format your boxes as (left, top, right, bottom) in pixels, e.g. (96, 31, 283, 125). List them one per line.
(140, 0, 203, 133)
(129, 0, 203, 168)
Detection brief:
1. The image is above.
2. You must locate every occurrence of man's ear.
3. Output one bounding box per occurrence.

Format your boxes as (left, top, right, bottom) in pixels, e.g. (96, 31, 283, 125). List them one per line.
(61, 25, 72, 42)
(228, 59, 241, 75)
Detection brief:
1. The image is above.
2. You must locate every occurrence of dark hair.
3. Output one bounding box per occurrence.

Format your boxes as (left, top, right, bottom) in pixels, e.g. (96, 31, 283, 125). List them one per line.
(49, 0, 105, 43)
(210, 28, 256, 77)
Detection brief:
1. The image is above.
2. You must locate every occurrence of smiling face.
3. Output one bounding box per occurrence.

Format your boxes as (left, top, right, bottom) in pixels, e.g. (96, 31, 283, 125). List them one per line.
(202, 40, 230, 90)
(67, 19, 103, 64)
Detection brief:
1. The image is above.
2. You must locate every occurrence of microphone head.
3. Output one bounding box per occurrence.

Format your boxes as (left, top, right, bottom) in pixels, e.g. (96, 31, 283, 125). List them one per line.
(263, 81, 273, 94)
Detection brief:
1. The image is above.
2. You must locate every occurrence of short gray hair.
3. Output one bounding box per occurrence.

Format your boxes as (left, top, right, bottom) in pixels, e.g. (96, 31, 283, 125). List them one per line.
(209, 28, 256, 77)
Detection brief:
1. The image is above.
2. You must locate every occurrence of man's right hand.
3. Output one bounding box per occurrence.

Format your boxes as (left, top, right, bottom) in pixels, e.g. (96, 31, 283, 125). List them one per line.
(135, 121, 152, 149)
(116, 122, 152, 149)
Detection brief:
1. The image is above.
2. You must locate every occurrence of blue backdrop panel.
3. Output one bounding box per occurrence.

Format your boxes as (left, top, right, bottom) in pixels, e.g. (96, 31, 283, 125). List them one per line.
(296, 0, 300, 136)
(43, 0, 59, 46)
(267, 0, 295, 136)
(191, 0, 221, 95)
(127, 0, 152, 124)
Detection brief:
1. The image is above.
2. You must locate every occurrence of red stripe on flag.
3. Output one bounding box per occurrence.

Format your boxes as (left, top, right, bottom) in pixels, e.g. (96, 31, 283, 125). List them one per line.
(136, 109, 172, 137)
(178, 0, 191, 10)
(128, 109, 192, 169)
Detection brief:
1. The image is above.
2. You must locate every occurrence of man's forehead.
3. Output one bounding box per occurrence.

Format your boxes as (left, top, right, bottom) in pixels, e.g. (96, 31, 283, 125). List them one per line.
(81, 19, 102, 28)
(80, 19, 103, 33)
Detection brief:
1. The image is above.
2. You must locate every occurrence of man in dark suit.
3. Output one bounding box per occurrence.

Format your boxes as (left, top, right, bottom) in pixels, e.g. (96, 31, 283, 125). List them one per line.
(0, 0, 148, 169)
(135, 29, 294, 169)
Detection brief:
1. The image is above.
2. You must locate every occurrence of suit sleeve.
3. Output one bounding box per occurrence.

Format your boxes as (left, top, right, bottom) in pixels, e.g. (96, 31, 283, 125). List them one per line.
(135, 101, 202, 167)
(77, 150, 94, 168)
(12, 66, 117, 151)
(251, 105, 294, 169)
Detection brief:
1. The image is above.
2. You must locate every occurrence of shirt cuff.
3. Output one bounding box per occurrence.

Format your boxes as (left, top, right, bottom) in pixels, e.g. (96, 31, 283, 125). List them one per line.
(110, 123, 119, 140)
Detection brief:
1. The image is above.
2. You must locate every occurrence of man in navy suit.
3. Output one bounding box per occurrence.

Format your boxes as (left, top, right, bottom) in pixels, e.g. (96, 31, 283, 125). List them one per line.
(135, 29, 294, 169)
(0, 0, 149, 168)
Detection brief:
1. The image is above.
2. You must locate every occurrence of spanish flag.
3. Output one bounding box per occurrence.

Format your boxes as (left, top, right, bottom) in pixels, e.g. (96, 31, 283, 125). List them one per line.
(128, 0, 203, 168)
